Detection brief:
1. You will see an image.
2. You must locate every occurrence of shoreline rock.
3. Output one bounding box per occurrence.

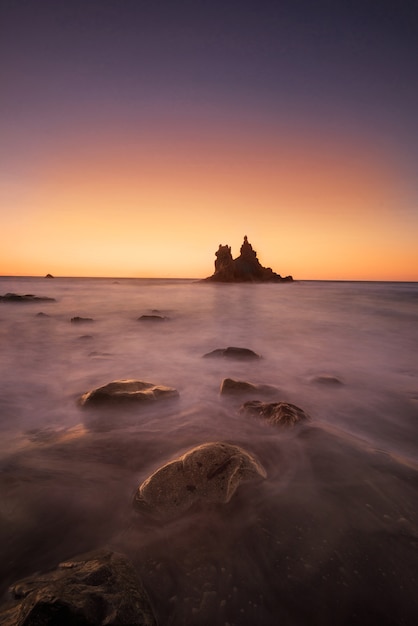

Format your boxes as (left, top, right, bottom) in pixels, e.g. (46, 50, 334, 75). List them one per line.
(0, 550, 157, 626)
(203, 346, 261, 360)
(239, 400, 311, 427)
(133, 442, 267, 520)
(79, 379, 179, 407)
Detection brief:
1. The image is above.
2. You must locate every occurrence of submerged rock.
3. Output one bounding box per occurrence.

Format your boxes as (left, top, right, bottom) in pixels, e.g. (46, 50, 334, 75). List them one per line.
(311, 375, 343, 386)
(133, 442, 266, 520)
(240, 400, 310, 427)
(203, 346, 261, 360)
(220, 378, 278, 395)
(0, 293, 56, 303)
(204, 236, 293, 282)
(0, 550, 157, 626)
(79, 379, 179, 407)
(71, 316, 94, 323)
(138, 314, 169, 322)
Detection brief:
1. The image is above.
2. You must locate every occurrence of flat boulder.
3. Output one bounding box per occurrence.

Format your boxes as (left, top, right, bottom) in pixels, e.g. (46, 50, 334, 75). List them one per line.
(0, 550, 156, 626)
(203, 346, 261, 360)
(133, 442, 266, 520)
(240, 401, 310, 427)
(220, 377, 278, 395)
(79, 379, 179, 407)
(0, 293, 56, 303)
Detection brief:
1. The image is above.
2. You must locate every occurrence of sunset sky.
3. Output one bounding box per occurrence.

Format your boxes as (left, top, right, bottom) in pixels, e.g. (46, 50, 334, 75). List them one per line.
(1, 0, 417, 280)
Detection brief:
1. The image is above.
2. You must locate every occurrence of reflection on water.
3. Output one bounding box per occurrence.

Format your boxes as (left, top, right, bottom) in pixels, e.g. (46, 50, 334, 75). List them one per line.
(0, 277, 417, 624)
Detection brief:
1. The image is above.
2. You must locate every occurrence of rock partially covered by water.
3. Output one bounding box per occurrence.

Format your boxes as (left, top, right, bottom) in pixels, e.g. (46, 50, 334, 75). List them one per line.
(0, 550, 157, 626)
(133, 442, 267, 520)
(203, 346, 261, 360)
(79, 379, 179, 407)
(45, 273, 54, 278)
(311, 375, 343, 386)
(138, 314, 169, 322)
(220, 378, 278, 395)
(0, 293, 56, 303)
(240, 401, 310, 427)
(71, 316, 94, 323)
(204, 236, 293, 282)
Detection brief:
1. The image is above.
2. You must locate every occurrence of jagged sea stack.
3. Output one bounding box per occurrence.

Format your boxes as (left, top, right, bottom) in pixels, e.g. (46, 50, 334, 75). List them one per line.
(204, 236, 293, 282)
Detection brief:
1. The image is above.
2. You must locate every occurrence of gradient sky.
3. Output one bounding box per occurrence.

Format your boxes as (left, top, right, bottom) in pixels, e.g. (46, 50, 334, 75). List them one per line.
(1, 0, 417, 279)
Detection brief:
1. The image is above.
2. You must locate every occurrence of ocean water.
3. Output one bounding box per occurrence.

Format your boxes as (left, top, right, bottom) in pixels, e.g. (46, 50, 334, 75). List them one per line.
(0, 276, 417, 625)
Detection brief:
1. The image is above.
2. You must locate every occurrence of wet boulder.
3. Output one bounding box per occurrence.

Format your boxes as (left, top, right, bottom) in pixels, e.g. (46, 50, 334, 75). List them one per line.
(220, 378, 278, 396)
(133, 442, 266, 520)
(0, 550, 157, 626)
(240, 401, 310, 427)
(79, 379, 179, 407)
(203, 346, 261, 360)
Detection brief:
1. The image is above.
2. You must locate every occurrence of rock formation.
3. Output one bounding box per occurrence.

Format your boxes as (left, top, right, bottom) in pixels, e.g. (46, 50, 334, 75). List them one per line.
(0, 550, 157, 626)
(204, 236, 293, 282)
(133, 442, 266, 520)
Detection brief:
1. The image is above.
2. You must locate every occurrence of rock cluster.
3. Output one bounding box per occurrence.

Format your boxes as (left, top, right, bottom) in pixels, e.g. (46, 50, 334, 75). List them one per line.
(204, 236, 293, 282)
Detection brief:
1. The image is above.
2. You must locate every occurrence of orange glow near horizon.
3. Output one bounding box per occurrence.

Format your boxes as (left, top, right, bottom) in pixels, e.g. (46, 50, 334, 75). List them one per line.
(1, 124, 417, 281)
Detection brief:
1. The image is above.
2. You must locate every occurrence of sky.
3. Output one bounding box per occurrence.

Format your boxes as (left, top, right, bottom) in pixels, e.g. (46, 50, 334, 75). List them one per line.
(1, 0, 417, 280)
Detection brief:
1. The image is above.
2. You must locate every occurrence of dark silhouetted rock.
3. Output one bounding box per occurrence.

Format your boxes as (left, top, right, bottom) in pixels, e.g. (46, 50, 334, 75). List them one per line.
(240, 400, 310, 427)
(71, 316, 94, 323)
(79, 379, 179, 407)
(0, 550, 157, 626)
(138, 314, 168, 322)
(220, 378, 278, 395)
(133, 442, 266, 520)
(204, 236, 293, 282)
(35, 312, 50, 317)
(0, 293, 56, 303)
(45, 273, 54, 278)
(203, 346, 261, 360)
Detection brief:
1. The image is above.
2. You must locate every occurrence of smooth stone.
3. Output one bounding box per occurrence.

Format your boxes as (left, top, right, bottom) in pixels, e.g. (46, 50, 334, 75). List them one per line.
(240, 400, 311, 427)
(0, 550, 156, 626)
(220, 378, 278, 395)
(79, 379, 179, 407)
(71, 316, 94, 323)
(133, 442, 267, 520)
(203, 346, 261, 360)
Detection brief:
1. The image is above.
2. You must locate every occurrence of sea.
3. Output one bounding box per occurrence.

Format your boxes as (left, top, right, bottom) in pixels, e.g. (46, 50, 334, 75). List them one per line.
(0, 276, 417, 625)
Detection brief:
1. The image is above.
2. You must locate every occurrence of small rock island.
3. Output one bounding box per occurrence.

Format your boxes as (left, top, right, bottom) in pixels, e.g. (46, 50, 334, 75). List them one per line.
(204, 236, 293, 282)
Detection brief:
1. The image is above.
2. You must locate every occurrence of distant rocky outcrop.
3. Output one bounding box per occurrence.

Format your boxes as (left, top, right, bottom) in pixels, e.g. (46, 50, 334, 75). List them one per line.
(133, 442, 266, 520)
(45, 273, 54, 278)
(0, 550, 157, 626)
(204, 236, 293, 282)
